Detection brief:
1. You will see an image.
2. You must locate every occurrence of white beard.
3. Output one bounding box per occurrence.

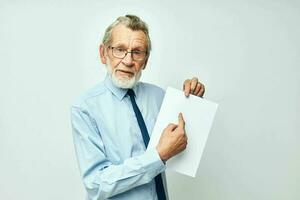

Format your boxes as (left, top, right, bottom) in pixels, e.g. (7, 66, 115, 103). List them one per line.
(106, 60, 142, 89)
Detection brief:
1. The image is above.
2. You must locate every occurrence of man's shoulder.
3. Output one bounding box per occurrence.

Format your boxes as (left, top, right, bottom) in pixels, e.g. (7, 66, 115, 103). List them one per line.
(139, 82, 165, 95)
(138, 82, 166, 103)
(71, 81, 107, 109)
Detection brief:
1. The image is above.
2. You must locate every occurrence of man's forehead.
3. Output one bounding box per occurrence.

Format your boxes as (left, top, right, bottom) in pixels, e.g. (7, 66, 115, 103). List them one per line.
(110, 24, 147, 47)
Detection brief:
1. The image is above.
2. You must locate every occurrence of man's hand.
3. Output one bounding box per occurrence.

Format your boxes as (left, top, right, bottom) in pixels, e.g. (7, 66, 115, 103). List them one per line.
(156, 113, 187, 162)
(183, 77, 205, 97)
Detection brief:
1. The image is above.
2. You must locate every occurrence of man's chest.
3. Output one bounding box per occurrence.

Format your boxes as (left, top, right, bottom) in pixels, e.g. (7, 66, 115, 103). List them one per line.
(91, 96, 160, 163)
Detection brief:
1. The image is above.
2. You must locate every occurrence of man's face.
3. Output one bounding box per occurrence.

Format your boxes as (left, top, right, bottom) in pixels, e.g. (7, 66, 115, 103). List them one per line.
(100, 24, 148, 88)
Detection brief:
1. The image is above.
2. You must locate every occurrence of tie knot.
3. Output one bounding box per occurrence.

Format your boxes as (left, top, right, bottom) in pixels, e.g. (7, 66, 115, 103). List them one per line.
(127, 89, 135, 98)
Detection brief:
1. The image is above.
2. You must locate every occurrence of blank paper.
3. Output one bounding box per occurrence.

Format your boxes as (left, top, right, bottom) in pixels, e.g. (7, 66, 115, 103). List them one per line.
(147, 87, 218, 177)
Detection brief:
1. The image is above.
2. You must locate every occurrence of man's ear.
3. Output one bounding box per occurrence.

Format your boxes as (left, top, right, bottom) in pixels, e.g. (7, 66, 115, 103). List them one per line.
(99, 44, 107, 64)
(143, 56, 149, 70)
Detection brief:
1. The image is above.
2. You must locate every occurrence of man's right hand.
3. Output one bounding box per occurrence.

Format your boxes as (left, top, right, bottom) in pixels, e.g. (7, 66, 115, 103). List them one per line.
(156, 113, 188, 162)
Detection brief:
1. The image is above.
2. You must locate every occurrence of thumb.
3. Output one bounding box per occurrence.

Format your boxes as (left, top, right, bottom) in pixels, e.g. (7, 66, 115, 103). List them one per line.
(166, 123, 178, 131)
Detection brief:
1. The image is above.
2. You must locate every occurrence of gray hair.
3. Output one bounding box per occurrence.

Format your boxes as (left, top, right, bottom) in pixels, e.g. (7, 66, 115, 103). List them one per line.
(102, 14, 151, 54)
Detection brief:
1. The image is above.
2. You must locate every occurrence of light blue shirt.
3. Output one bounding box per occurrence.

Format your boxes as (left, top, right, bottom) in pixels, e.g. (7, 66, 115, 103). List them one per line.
(70, 75, 168, 200)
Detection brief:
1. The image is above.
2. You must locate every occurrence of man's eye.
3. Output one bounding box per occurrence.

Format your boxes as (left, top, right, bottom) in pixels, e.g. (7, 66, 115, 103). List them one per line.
(116, 48, 126, 53)
(132, 51, 143, 55)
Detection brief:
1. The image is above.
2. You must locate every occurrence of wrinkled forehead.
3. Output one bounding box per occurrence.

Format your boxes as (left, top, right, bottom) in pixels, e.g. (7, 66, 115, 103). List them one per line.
(110, 24, 148, 49)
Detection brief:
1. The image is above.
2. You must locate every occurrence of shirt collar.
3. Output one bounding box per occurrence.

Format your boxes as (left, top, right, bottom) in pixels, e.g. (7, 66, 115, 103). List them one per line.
(104, 74, 139, 101)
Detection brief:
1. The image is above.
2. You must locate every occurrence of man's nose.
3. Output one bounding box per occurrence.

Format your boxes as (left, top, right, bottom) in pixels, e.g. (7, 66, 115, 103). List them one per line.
(122, 52, 134, 66)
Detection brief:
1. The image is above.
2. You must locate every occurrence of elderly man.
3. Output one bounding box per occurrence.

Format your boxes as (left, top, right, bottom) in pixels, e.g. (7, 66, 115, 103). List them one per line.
(71, 15, 205, 200)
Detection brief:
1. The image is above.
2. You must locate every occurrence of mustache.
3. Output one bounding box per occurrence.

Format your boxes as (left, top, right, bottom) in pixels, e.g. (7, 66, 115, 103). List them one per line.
(114, 68, 135, 75)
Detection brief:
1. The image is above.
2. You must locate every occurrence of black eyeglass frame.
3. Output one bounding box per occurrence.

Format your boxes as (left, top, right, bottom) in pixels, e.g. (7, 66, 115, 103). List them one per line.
(107, 46, 148, 61)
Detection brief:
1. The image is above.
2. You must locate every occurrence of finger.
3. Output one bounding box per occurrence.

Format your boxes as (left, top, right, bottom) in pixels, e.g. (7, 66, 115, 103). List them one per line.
(193, 82, 201, 95)
(197, 84, 205, 97)
(179, 140, 188, 150)
(182, 135, 188, 144)
(183, 79, 188, 91)
(190, 77, 198, 93)
(178, 112, 185, 129)
(166, 123, 178, 131)
(183, 79, 191, 97)
(184, 130, 188, 139)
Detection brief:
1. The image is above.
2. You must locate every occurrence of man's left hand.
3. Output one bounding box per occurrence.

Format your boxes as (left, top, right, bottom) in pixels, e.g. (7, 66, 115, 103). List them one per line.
(183, 77, 205, 97)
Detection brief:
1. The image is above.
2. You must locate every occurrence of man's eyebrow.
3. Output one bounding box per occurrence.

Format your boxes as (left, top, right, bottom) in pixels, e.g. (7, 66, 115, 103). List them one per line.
(132, 46, 147, 51)
(111, 42, 146, 50)
(111, 43, 126, 48)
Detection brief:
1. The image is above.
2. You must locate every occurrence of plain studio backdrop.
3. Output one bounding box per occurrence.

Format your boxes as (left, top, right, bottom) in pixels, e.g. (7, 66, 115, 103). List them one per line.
(0, 0, 299, 199)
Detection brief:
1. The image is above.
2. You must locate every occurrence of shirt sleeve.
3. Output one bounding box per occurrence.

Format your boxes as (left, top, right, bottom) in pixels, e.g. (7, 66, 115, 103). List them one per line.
(70, 106, 166, 200)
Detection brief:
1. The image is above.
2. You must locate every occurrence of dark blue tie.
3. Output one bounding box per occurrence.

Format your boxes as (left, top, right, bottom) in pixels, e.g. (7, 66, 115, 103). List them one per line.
(127, 89, 166, 200)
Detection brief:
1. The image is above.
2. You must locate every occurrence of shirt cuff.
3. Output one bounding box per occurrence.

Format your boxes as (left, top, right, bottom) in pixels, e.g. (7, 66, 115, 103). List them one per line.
(141, 148, 166, 176)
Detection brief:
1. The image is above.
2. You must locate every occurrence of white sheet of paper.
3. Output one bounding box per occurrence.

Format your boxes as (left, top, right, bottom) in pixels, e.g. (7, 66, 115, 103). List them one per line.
(147, 87, 218, 177)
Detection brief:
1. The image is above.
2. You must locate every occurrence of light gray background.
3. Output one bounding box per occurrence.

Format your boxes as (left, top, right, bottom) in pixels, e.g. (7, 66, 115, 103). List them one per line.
(0, 0, 299, 199)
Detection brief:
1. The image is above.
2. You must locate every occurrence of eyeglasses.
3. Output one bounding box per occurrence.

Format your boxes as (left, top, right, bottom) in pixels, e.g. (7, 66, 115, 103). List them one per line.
(108, 46, 147, 61)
